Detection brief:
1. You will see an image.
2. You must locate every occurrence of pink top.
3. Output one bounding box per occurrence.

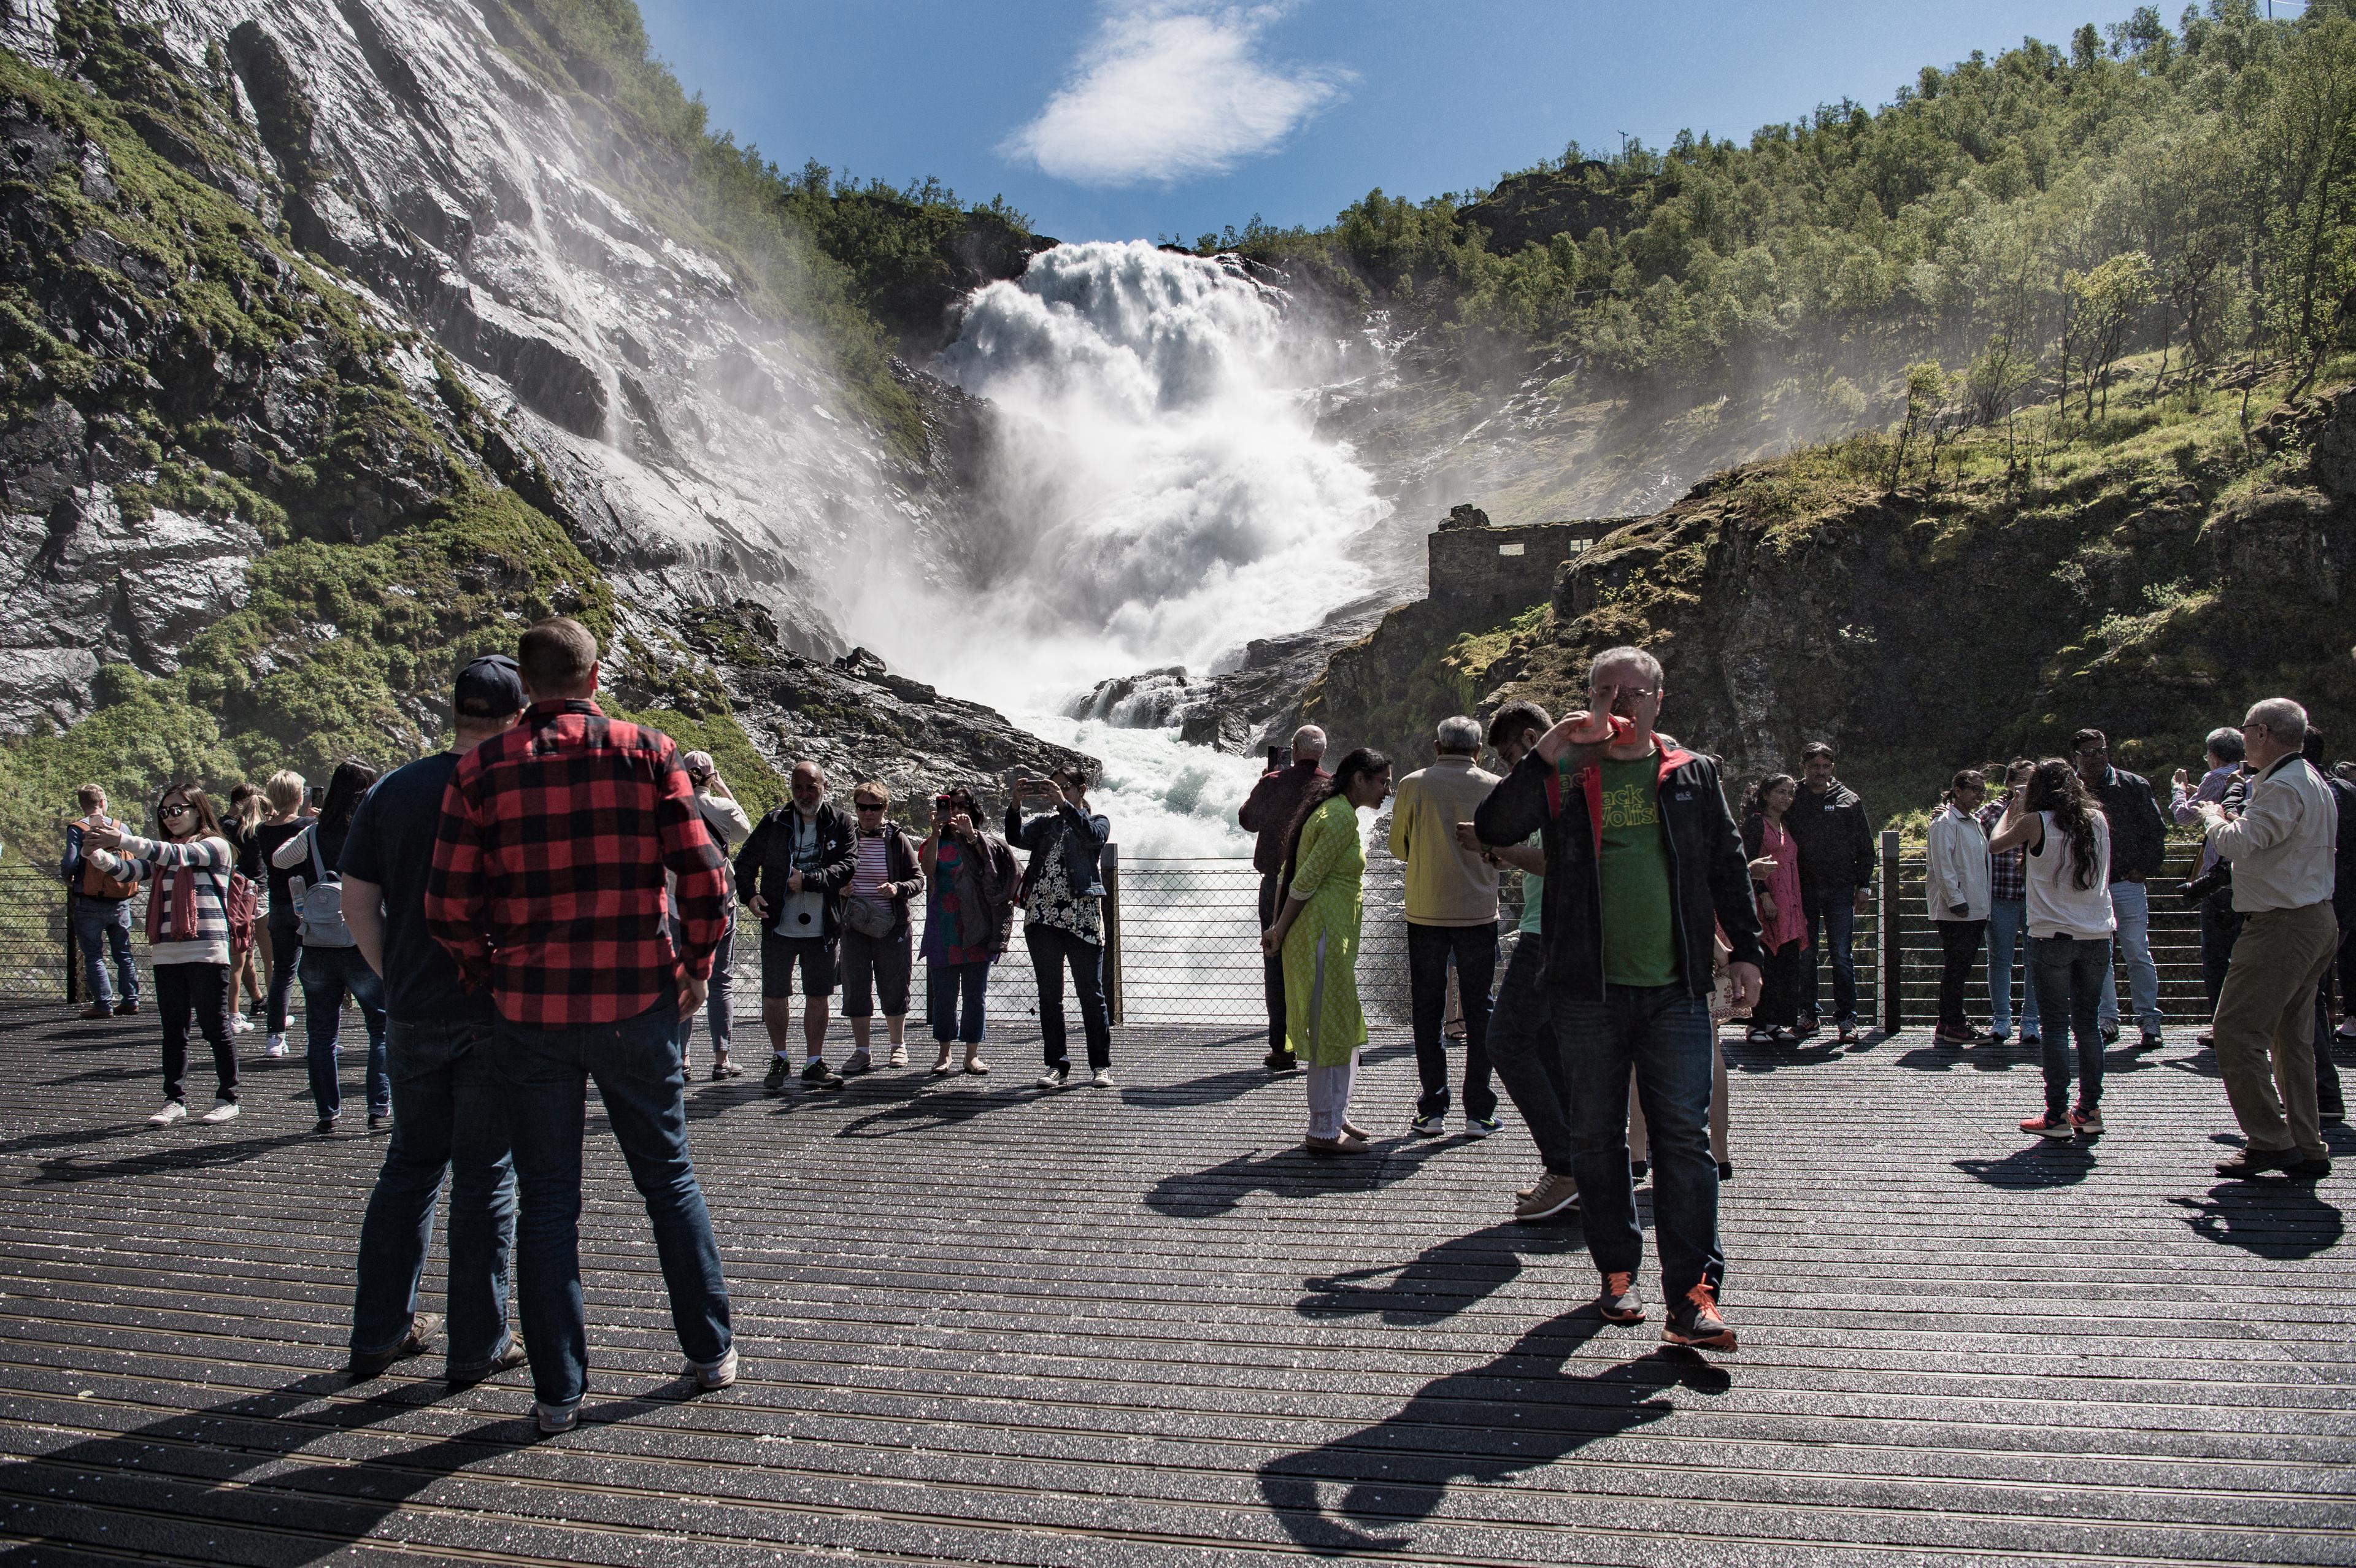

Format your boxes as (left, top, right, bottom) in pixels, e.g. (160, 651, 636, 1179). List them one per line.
(1755, 816, 1807, 952)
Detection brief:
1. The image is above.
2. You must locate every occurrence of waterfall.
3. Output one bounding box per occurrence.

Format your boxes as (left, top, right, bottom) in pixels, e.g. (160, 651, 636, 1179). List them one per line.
(842, 240, 1403, 855)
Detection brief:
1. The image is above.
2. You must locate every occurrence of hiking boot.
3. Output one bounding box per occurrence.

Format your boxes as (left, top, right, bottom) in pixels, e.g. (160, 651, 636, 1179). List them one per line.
(2070, 1103, 2104, 1136)
(1663, 1281, 1738, 1352)
(686, 1347, 738, 1391)
(147, 1101, 187, 1128)
(1595, 1270, 1644, 1323)
(763, 1056, 790, 1096)
(2216, 1145, 2301, 1179)
(448, 1336, 528, 1388)
(841, 1049, 872, 1076)
(112, 1000, 138, 1016)
(77, 1003, 112, 1021)
(800, 1058, 844, 1090)
(1409, 1112, 1446, 1137)
(2019, 1110, 2074, 1139)
(347, 1313, 442, 1381)
(1514, 1170, 1579, 1221)
(1466, 1115, 1501, 1138)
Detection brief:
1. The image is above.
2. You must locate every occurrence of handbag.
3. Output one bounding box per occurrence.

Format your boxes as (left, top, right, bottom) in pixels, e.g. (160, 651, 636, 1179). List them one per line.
(842, 895, 896, 939)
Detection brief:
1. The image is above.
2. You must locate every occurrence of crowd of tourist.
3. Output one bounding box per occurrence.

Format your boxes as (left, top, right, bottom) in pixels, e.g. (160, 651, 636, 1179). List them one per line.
(51, 616, 2352, 1388)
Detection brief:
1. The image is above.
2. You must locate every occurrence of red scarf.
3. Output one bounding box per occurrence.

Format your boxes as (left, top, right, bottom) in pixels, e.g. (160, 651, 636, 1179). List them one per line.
(144, 857, 205, 943)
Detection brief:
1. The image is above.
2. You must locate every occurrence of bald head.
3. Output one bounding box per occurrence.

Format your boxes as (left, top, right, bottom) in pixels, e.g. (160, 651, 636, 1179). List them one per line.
(1290, 725, 1327, 761)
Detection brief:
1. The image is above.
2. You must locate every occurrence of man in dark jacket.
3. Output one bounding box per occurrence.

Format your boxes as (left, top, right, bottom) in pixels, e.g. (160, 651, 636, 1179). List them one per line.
(1785, 741, 1876, 1042)
(2073, 728, 2169, 1047)
(1238, 726, 1329, 1072)
(737, 761, 858, 1093)
(2306, 728, 2354, 1123)
(1476, 646, 1761, 1355)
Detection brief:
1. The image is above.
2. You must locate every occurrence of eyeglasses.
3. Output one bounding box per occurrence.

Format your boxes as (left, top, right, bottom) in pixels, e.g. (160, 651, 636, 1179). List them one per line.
(1590, 684, 1657, 699)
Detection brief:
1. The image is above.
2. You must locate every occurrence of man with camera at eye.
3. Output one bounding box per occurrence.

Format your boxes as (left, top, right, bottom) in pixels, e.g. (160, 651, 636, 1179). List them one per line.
(739, 761, 857, 1094)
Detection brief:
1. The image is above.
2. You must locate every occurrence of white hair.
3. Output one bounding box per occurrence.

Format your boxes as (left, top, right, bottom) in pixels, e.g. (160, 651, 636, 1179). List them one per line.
(1434, 715, 1484, 755)
(1588, 645, 1664, 688)
(1289, 724, 1328, 759)
(791, 759, 828, 783)
(2246, 697, 2308, 744)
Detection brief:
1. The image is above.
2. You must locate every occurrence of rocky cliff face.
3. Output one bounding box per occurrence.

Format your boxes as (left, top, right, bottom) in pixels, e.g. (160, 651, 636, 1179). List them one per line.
(0, 0, 1082, 817)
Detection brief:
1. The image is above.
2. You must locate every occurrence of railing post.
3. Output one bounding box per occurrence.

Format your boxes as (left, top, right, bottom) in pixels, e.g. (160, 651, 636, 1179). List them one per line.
(1099, 842, 1123, 1026)
(1880, 829, 1902, 1034)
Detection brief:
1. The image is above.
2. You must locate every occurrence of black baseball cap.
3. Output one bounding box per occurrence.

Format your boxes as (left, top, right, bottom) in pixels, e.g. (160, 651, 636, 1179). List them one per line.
(454, 653, 526, 718)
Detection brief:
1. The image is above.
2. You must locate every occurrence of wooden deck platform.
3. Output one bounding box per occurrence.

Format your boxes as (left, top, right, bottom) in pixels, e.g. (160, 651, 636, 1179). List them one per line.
(0, 1000, 2347, 1566)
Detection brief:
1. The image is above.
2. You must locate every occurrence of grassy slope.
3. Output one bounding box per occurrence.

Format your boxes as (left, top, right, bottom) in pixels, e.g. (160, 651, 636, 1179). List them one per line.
(1301, 357, 2356, 840)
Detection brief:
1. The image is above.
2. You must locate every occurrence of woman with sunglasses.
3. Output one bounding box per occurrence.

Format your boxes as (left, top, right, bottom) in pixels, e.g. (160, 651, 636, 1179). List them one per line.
(80, 785, 243, 1126)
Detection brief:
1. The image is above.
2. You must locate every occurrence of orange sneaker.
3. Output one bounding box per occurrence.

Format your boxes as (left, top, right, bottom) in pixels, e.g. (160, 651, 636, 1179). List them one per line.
(1663, 1280, 1738, 1352)
(1595, 1270, 1644, 1323)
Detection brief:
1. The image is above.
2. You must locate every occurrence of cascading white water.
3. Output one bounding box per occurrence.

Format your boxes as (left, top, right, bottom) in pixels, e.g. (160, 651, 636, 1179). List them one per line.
(843, 240, 1401, 855)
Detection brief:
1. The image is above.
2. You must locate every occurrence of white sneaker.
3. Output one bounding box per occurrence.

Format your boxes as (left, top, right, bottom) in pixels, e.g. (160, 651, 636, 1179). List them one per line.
(148, 1101, 188, 1127)
(1091, 1069, 1114, 1088)
(264, 1034, 288, 1058)
(1037, 1069, 1068, 1088)
(231, 1012, 253, 1034)
(887, 1043, 908, 1067)
(686, 1346, 738, 1391)
(198, 1099, 241, 1125)
(2339, 1019, 2356, 1042)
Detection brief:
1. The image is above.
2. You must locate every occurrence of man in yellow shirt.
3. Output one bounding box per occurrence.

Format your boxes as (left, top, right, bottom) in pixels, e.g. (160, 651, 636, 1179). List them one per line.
(1391, 716, 1503, 1136)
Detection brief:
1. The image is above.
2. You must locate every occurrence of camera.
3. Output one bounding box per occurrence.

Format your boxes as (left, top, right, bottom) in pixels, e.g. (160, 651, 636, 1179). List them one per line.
(1267, 745, 1292, 770)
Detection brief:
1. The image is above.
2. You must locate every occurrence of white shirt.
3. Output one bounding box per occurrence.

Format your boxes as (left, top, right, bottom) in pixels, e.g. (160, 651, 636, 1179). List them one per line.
(2210, 755, 2338, 912)
(2025, 810, 2115, 940)
(1926, 804, 1990, 922)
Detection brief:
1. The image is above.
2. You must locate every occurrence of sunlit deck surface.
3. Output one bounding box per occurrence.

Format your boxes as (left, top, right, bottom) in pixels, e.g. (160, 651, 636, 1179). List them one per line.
(0, 999, 2348, 1566)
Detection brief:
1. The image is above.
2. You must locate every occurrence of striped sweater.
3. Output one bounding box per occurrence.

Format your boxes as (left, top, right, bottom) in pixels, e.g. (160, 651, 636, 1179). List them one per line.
(88, 832, 236, 966)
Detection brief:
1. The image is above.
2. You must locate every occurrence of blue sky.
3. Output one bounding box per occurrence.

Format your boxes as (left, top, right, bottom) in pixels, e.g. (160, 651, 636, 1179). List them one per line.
(636, 1, 2166, 243)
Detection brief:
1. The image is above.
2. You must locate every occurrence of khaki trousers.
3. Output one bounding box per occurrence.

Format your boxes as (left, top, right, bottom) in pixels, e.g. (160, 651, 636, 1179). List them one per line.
(2213, 901, 2338, 1158)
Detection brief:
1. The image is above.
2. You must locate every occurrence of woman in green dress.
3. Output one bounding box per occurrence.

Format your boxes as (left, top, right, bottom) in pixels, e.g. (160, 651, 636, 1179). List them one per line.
(1260, 748, 1393, 1155)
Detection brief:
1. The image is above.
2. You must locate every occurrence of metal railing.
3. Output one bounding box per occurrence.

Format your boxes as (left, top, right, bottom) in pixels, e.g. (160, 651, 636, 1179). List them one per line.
(0, 836, 2238, 1034)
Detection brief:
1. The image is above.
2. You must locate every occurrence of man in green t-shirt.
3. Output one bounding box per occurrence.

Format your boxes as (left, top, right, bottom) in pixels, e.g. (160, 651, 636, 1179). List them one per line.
(1472, 645, 1764, 1356)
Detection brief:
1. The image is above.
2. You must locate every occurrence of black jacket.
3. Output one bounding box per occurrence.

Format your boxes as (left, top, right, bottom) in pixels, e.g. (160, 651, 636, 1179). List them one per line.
(2085, 766, 2167, 882)
(1005, 799, 1109, 899)
(737, 802, 858, 939)
(1785, 779, 1877, 891)
(1474, 744, 1764, 999)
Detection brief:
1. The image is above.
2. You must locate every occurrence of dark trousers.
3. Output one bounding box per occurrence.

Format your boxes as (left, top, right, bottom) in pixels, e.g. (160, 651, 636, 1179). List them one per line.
(1937, 919, 1987, 1033)
(2341, 921, 2356, 1016)
(2200, 890, 2244, 1014)
(1485, 936, 1573, 1172)
(70, 894, 137, 1005)
(1026, 923, 1111, 1071)
(2030, 936, 2109, 1119)
(1754, 941, 1804, 1028)
(264, 910, 300, 1034)
(926, 961, 989, 1044)
(1408, 920, 1497, 1121)
(351, 1015, 516, 1370)
(839, 924, 912, 1019)
(2316, 978, 2345, 1113)
(155, 961, 236, 1105)
(1258, 874, 1287, 1056)
(495, 998, 731, 1411)
(1552, 983, 1721, 1300)
(1799, 884, 1860, 1024)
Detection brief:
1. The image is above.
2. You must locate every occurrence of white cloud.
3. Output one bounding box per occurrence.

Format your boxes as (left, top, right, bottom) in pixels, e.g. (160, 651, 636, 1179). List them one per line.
(1004, 3, 1350, 186)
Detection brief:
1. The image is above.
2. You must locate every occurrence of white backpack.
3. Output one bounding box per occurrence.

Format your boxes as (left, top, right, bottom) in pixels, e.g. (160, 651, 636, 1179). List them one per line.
(290, 829, 356, 948)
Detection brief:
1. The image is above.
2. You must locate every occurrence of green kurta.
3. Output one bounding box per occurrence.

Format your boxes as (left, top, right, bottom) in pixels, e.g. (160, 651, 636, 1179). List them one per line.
(1281, 794, 1368, 1067)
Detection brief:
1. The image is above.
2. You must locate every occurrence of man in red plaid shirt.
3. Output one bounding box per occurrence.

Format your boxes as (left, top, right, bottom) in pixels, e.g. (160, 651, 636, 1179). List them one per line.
(426, 617, 736, 1434)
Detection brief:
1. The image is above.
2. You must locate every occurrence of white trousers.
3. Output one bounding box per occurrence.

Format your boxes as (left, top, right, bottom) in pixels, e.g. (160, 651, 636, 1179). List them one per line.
(1304, 1051, 1360, 1140)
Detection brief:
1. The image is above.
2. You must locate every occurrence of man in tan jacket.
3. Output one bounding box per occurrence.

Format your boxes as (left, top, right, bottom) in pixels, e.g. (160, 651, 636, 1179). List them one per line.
(1392, 716, 1503, 1136)
(2198, 698, 2339, 1180)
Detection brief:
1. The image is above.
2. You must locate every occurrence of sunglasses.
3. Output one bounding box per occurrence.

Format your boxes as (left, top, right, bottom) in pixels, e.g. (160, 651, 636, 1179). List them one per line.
(160, 803, 193, 818)
(857, 802, 887, 812)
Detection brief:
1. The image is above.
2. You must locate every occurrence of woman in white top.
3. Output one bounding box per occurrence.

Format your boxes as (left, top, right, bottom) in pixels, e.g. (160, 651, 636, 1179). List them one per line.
(1988, 759, 2115, 1140)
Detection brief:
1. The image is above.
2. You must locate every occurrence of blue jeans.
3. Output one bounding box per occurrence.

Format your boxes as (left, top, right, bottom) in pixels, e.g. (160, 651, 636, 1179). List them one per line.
(71, 894, 137, 1005)
(1798, 885, 1858, 1025)
(301, 945, 388, 1121)
(2030, 936, 2109, 1118)
(927, 961, 989, 1045)
(669, 914, 736, 1061)
(496, 997, 732, 1411)
(1551, 983, 1722, 1301)
(1484, 936, 1573, 1172)
(1985, 898, 2041, 1038)
(351, 1014, 517, 1370)
(2096, 881, 2163, 1036)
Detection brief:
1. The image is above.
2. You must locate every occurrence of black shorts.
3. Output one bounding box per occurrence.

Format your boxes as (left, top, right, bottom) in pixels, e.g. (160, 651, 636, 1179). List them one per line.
(761, 932, 837, 999)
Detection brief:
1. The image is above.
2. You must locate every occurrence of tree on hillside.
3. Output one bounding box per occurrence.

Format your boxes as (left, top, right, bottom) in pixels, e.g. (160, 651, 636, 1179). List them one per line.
(2065, 251, 2155, 418)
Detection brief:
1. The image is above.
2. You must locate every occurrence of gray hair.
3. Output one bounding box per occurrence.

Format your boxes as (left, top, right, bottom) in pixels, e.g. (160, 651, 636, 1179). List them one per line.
(2203, 726, 2245, 764)
(2246, 698, 2308, 744)
(1434, 715, 1484, 755)
(1588, 645, 1664, 689)
(791, 759, 828, 784)
(1289, 724, 1328, 759)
